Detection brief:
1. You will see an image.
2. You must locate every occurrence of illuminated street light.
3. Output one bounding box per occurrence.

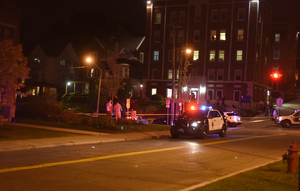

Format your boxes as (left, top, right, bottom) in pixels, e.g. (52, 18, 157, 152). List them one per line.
(87, 58, 102, 117)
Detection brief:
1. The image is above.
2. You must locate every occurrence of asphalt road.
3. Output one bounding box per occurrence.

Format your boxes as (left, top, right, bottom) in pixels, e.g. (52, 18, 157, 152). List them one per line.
(1, 118, 300, 191)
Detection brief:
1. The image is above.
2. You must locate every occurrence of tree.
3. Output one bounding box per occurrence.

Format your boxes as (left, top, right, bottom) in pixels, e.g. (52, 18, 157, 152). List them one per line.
(103, 42, 126, 105)
(0, 39, 30, 103)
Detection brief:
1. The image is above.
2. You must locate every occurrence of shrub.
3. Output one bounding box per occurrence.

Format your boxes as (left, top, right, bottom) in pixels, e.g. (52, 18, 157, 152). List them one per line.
(81, 117, 94, 125)
(93, 116, 116, 129)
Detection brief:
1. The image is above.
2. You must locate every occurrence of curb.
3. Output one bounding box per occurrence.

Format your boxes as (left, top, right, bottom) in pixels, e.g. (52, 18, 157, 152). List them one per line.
(0, 134, 171, 152)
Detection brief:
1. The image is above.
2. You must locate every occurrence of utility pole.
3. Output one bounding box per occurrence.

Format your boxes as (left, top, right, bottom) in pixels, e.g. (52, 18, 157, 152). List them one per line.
(171, 26, 176, 125)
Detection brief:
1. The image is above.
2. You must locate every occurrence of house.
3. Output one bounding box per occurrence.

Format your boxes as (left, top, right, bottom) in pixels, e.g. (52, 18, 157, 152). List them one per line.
(79, 34, 145, 100)
(26, 43, 86, 96)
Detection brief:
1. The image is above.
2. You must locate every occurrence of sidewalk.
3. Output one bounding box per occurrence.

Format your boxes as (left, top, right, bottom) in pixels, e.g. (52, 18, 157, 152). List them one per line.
(0, 122, 170, 152)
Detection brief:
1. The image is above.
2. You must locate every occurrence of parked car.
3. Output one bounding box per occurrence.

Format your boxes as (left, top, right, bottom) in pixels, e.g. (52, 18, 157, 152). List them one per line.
(276, 110, 300, 128)
(152, 117, 168, 125)
(135, 116, 149, 124)
(170, 107, 227, 139)
(223, 111, 242, 127)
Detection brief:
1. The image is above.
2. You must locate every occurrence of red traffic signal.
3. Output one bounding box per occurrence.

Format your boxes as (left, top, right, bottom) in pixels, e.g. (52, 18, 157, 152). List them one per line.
(270, 72, 282, 79)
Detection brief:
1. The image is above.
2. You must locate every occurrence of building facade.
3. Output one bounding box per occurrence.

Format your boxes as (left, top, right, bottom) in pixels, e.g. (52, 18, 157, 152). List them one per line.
(269, 22, 298, 102)
(144, 0, 272, 109)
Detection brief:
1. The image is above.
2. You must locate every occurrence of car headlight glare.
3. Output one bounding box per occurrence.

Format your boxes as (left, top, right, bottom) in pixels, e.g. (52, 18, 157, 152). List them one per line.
(191, 121, 201, 127)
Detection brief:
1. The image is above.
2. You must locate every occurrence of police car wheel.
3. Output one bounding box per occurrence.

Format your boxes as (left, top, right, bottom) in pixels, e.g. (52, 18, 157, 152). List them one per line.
(200, 125, 208, 139)
(282, 120, 291, 128)
(219, 125, 227, 137)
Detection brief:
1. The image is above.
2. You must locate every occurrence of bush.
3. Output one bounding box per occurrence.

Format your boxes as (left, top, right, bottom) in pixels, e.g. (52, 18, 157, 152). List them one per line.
(116, 119, 139, 125)
(151, 94, 164, 101)
(81, 117, 94, 125)
(93, 116, 117, 129)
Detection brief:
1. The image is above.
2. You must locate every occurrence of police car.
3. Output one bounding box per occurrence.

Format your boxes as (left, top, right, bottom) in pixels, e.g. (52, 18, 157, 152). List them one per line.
(223, 111, 242, 127)
(170, 105, 227, 139)
(276, 110, 300, 128)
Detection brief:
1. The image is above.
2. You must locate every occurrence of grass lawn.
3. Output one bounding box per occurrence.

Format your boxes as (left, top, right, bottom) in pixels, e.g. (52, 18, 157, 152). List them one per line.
(192, 161, 298, 191)
(0, 124, 82, 141)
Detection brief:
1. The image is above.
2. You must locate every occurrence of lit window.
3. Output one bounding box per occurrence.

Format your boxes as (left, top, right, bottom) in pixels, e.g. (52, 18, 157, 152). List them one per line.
(155, 13, 161, 24)
(89, 68, 95, 77)
(218, 50, 225, 61)
(237, 29, 244, 40)
(211, 30, 216, 41)
(236, 50, 243, 61)
(211, 10, 218, 21)
(34, 58, 41, 64)
(217, 70, 224, 81)
(176, 69, 179, 79)
(152, 88, 157, 95)
(154, 31, 160, 43)
(208, 69, 215, 80)
(220, 9, 227, 21)
(238, 8, 245, 20)
(210, 50, 216, 61)
(154, 51, 159, 61)
(167, 88, 172, 98)
(275, 34, 280, 42)
(193, 50, 199, 61)
(171, 12, 177, 23)
(220, 30, 226, 41)
(273, 50, 280, 59)
(179, 11, 185, 23)
(194, 30, 200, 42)
(168, 69, 172, 79)
(235, 70, 242, 81)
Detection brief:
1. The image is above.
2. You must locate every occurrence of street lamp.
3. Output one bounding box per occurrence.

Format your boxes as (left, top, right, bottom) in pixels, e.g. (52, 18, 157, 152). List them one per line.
(140, 84, 143, 98)
(87, 58, 102, 117)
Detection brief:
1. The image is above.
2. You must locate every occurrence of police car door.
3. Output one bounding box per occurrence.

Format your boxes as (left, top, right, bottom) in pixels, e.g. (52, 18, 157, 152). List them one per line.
(213, 111, 223, 130)
(208, 111, 223, 130)
(292, 111, 300, 124)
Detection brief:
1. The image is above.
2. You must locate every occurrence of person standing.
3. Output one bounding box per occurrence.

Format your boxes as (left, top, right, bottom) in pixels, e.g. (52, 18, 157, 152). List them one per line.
(106, 100, 112, 116)
(207, 96, 210, 106)
(265, 104, 269, 117)
(130, 101, 138, 120)
(114, 102, 122, 121)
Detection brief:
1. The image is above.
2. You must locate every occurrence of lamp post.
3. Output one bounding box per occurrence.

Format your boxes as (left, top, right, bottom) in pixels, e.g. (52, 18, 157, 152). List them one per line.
(140, 84, 143, 98)
(177, 47, 192, 115)
(87, 58, 102, 117)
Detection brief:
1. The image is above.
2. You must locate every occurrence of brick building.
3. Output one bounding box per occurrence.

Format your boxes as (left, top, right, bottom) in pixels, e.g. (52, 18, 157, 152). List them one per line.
(144, 0, 272, 109)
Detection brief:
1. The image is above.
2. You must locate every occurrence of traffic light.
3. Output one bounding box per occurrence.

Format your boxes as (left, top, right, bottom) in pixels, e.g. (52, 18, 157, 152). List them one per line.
(270, 72, 282, 79)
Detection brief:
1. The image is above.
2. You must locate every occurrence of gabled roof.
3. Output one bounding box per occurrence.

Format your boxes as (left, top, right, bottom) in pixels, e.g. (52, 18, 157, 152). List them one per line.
(39, 41, 70, 57)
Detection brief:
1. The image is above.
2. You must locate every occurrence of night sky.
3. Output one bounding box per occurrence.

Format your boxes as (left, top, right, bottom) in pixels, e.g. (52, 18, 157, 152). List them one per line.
(15, 0, 300, 54)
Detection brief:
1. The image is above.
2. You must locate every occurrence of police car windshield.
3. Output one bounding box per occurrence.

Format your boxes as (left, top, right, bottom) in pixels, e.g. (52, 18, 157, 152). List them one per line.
(179, 110, 207, 120)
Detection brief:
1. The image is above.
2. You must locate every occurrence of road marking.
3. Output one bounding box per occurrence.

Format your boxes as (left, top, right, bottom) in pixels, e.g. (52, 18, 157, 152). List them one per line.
(250, 120, 265, 123)
(0, 133, 287, 173)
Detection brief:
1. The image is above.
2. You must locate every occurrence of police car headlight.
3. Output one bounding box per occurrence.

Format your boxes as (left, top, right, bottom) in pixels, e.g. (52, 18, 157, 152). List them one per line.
(278, 116, 282, 121)
(191, 121, 201, 127)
